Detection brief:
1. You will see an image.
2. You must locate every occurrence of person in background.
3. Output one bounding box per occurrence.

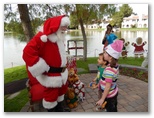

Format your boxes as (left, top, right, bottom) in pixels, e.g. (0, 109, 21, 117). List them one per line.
(96, 40, 123, 112)
(102, 24, 117, 51)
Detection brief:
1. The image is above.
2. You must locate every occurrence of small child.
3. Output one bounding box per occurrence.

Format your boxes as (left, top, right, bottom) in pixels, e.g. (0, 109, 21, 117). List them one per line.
(96, 40, 123, 112)
(89, 53, 108, 89)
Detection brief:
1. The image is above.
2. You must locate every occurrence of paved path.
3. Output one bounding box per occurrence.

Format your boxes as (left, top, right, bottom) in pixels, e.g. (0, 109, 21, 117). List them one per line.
(20, 74, 148, 112)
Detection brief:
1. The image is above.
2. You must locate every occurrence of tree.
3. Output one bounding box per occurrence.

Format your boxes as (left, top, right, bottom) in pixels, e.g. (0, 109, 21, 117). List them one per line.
(110, 4, 133, 27)
(4, 4, 66, 41)
(17, 4, 34, 42)
(69, 4, 116, 61)
(4, 4, 117, 61)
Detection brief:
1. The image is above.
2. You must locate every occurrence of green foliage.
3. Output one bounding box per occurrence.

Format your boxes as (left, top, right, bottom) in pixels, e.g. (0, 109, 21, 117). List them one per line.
(4, 4, 70, 41)
(102, 4, 117, 18)
(4, 20, 23, 33)
(119, 4, 133, 17)
(110, 12, 123, 27)
(31, 18, 44, 33)
(131, 24, 137, 28)
(69, 13, 78, 29)
(4, 4, 120, 41)
(70, 4, 116, 28)
(110, 4, 133, 27)
(137, 70, 145, 78)
(4, 20, 27, 41)
(75, 4, 97, 25)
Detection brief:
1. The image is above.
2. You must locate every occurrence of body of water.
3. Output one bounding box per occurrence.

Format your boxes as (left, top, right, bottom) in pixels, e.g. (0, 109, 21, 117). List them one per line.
(4, 30, 148, 68)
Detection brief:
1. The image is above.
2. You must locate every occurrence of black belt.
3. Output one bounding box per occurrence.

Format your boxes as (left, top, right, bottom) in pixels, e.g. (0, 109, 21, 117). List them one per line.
(48, 66, 66, 73)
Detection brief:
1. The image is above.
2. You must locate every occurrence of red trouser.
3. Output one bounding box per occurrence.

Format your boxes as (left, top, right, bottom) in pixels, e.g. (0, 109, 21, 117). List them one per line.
(30, 83, 68, 101)
(43, 83, 68, 102)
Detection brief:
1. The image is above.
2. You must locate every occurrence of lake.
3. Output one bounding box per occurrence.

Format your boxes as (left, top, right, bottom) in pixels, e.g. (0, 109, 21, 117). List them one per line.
(4, 30, 148, 69)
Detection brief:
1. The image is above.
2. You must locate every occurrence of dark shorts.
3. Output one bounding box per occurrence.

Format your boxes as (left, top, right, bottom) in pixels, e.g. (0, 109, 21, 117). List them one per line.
(105, 93, 118, 112)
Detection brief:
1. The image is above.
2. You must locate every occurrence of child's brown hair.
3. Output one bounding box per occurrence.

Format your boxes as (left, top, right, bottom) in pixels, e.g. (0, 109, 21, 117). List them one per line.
(106, 53, 118, 68)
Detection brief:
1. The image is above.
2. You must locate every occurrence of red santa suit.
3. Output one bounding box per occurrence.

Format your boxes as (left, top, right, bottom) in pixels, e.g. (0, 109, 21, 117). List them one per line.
(22, 15, 70, 109)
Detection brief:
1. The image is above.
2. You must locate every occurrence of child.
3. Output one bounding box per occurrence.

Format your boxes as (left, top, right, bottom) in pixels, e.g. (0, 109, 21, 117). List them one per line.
(96, 40, 123, 112)
(89, 53, 108, 89)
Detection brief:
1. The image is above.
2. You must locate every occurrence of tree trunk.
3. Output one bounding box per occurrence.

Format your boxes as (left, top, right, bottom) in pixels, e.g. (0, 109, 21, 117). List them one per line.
(79, 17, 87, 61)
(18, 4, 34, 42)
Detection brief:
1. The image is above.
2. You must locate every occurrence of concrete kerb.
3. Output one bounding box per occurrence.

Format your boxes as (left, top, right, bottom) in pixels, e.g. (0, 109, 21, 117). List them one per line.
(88, 64, 148, 73)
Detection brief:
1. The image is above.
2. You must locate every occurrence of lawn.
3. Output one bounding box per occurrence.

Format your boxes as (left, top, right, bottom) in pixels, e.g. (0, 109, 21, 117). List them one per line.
(76, 57, 144, 74)
(4, 65, 28, 84)
(4, 57, 145, 83)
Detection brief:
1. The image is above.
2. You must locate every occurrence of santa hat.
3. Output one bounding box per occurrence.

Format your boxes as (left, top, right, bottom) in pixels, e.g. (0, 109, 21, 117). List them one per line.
(105, 40, 123, 59)
(40, 15, 70, 42)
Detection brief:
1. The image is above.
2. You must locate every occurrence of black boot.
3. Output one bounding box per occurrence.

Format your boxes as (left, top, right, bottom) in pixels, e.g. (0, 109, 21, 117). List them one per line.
(47, 107, 55, 112)
(55, 101, 71, 112)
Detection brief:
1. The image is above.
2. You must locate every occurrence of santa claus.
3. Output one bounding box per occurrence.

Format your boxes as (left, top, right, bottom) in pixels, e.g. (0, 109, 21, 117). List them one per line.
(22, 15, 70, 112)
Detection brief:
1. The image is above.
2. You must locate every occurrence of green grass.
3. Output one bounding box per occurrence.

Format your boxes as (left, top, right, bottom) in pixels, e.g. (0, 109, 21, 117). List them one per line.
(77, 57, 144, 74)
(76, 57, 98, 74)
(4, 89, 29, 112)
(4, 65, 28, 112)
(4, 65, 28, 84)
(4, 57, 144, 83)
(120, 28, 148, 31)
(118, 57, 144, 66)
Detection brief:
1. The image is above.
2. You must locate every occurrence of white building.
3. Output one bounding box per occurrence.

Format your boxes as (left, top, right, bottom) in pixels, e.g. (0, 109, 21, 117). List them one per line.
(78, 22, 109, 30)
(78, 14, 148, 30)
(87, 24, 99, 29)
(122, 14, 148, 28)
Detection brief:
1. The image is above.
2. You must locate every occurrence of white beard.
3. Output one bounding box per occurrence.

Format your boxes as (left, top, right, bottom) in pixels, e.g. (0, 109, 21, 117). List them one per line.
(47, 29, 66, 43)
(56, 29, 66, 41)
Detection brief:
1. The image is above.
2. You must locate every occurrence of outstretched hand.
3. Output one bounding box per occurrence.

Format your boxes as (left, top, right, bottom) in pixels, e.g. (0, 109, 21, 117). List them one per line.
(96, 99, 104, 106)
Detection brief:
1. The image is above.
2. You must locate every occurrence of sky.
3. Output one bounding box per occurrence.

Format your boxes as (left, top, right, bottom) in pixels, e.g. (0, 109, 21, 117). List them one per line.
(128, 4, 148, 15)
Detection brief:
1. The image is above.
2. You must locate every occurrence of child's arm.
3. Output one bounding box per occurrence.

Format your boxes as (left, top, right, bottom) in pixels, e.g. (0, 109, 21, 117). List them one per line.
(96, 82, 111, 106)
(92, 77, 97, 82)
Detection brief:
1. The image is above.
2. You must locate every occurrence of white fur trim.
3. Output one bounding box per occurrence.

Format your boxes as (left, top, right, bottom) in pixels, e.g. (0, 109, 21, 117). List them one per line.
(105, 45, 121, 59)
(61, 69, 68, 85)
(43, 99, 57, 109)
(40, 35, 47, 42)
(57, 94, 64, 102)
(47, 33, 59, 43)
(28, 58, 50, 77)
(60, 16, 70, 26)
(36, 69, 68, 87)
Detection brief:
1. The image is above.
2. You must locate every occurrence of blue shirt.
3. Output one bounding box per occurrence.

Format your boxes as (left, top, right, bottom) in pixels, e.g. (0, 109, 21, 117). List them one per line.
(106, 33, 117, 44)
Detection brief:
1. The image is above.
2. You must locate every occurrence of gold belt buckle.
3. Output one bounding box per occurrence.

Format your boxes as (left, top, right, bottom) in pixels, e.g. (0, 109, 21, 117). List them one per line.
(62, 67, 66, 72)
